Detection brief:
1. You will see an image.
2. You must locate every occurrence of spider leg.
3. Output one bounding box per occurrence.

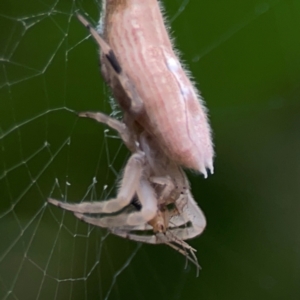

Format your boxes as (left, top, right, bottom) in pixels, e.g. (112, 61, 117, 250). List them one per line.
(110, 223, 153, 231)
(77, 14, 144, 115)
(163, 230, 200, 275)
(48, 151, 145, 214)
(167, 192, 206, 240)
(110, 228, 158, 243)
(149, 175, 175, 203)
(164, 231, 196, 253)
(77, 14, 110, 60)
(109, 228, 184, 245)
(168, 214, 188, 228)
(112, 211, 190, 231)
(73, 177, 157, 227)
(127, 177, 158, 225)
(164, 241, 200, 276)
(110, 228, 196, 257)
(111, 229, 200, 274)
(175, 193, 189, 214)
(78, 111, 136, 151)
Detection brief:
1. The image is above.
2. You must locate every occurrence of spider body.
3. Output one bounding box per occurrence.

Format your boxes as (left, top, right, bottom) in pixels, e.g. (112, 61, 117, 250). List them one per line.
(48, 2, 213, 273)
(89, 0, 214, 176)
(48, 111, 206, 271)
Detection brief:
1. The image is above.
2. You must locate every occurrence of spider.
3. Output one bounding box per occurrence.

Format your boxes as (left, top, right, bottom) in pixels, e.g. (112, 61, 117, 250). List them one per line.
(48, 111, 206, 273)
(48, 9, 211, 273)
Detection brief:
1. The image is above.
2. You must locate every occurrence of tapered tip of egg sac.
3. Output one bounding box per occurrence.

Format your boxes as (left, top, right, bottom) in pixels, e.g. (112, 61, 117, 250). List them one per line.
(200, 166, 208, 178)
(197, 159, 214, 178)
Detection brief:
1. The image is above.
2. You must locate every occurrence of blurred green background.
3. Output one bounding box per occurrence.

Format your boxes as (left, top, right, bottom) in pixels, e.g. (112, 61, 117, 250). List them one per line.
(1, 0, 300, 299)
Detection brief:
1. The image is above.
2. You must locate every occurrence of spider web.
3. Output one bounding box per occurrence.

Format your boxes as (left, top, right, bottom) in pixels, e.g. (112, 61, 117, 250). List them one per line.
(1, 0, 300, 299)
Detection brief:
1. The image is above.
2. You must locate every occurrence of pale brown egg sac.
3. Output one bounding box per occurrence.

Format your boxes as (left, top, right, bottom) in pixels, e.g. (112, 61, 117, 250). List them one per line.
(101, 0, 214, 176)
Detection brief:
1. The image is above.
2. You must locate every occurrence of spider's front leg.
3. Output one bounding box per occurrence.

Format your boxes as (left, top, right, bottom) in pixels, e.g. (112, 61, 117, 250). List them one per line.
(77, 14, 144, 115)
(48, 150, 145, 214)
(74, 176, 158, 227)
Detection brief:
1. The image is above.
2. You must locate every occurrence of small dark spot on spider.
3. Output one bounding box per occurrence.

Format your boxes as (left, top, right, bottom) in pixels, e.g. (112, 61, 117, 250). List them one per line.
(131, 196, 142, 211)
(106, 50, 122, 74)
